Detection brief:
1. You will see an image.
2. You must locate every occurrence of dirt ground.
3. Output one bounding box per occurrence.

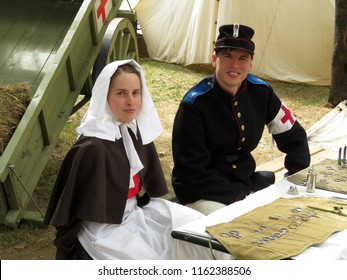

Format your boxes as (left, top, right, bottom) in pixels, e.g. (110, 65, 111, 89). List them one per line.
(0, 81, 331, 260)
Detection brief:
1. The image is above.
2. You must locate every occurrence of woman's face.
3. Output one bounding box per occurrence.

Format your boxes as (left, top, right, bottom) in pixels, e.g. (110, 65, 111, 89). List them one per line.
(107, 71, 142, 123)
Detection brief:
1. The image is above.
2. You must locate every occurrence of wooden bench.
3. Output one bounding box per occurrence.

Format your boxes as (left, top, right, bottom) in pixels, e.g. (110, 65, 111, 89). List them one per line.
(256, 145, 335, 182)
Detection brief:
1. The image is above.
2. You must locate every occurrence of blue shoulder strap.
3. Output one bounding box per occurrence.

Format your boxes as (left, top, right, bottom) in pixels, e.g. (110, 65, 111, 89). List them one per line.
(183, 77, 214, 103)
(246, 73, 270, 88)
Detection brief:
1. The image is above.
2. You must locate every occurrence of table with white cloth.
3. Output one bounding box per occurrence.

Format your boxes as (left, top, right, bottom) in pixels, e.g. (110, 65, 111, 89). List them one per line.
(171, 171, 347, 260)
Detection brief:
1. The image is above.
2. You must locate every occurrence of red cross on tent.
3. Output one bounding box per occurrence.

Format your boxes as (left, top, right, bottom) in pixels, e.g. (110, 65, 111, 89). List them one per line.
(97, 0, 108, 23)
(280, 104, 295, 125)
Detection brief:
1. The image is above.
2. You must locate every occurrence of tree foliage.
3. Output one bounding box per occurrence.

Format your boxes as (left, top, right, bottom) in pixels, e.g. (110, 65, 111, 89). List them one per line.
(329, 0, 347, 105)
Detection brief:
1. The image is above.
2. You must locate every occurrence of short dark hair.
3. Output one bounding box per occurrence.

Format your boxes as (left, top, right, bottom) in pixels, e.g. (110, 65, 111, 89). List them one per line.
(215, 48, 254, 59)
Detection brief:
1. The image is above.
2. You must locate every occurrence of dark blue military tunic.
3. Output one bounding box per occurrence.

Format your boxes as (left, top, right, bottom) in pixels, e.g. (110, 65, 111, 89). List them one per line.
(172, 74, 310, 205)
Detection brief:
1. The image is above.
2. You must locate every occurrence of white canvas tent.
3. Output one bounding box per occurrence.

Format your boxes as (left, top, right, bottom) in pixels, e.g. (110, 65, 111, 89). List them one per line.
(132, 0, 335, 86)
(307, 100, 347, 150)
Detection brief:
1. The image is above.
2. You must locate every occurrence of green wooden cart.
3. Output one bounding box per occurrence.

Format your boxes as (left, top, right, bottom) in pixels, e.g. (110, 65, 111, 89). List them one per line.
(0, 0, 139, 227)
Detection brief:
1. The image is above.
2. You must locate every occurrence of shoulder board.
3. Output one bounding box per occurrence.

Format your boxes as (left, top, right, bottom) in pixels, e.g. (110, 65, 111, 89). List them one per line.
(183, 77, 214, 103)
(247, 74, 270, 88)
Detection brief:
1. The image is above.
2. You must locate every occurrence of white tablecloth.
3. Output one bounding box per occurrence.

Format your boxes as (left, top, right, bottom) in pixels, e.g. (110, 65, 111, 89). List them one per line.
(172, 179, 347, 260)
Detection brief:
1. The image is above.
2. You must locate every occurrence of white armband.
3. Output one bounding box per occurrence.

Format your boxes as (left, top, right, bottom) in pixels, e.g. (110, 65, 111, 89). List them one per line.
(267, 103, 296, 135)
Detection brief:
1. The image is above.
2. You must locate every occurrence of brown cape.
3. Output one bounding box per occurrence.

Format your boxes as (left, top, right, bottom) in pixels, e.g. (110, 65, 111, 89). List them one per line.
(44, 130, 167, 259)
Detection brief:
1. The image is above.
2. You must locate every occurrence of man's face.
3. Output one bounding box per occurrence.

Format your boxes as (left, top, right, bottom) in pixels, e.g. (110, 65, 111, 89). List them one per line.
(212, 48, 253, 96)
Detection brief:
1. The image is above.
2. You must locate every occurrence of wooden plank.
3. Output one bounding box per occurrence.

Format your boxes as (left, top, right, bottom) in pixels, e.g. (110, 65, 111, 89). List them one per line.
(0, 0, 80, 88)
(0, 183, 8, 222)
(0, 0, 50, 72)
(0, 0, 17, 44)
(256, 145, 335, 182)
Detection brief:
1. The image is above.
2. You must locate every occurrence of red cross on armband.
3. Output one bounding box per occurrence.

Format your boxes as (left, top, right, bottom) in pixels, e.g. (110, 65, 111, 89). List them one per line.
(280, 104, 295, 125)
(267, 103, 296, 135)
(97, 0, 108, 23)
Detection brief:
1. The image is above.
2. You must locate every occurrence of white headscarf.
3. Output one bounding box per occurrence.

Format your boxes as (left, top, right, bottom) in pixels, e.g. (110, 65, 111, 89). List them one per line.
(76, 59, 163, 187)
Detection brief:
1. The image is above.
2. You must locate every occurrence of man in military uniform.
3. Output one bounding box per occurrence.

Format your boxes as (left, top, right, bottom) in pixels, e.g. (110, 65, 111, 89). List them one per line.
(171, 23, 310, 215)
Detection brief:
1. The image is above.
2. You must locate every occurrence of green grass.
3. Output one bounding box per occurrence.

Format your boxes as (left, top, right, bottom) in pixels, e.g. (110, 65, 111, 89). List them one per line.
(141, 59, 213, 102)
(0, 223, 52, 249)
(271, 81, 330, 107)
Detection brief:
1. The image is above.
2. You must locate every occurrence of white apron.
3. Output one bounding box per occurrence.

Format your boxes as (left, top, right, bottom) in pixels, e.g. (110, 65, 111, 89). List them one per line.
(77, 197, 204, 259)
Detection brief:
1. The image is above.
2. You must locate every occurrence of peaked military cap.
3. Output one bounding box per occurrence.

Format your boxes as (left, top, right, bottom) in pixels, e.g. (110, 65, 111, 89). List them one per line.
(214, 23, 255, 55)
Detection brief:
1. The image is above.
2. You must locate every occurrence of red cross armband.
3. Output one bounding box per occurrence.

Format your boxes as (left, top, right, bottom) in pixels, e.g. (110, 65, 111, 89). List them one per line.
(267, 103, 296, 135)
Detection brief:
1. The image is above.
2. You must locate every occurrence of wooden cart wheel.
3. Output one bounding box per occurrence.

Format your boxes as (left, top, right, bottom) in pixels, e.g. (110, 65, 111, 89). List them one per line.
(92, 17, 139, 82)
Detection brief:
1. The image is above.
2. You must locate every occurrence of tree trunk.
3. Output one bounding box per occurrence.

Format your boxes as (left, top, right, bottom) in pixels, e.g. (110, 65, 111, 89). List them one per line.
(329, 0, 347, 106)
